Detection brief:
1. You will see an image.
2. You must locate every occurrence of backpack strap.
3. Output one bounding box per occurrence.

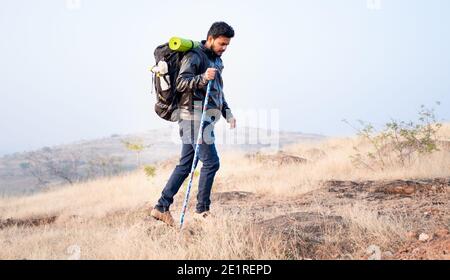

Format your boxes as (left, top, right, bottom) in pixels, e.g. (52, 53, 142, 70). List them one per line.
(188, 48, 209, 75)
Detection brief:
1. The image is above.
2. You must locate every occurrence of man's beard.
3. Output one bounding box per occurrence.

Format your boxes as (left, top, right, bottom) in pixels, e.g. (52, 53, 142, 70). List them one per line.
(211, 42, 223, 57)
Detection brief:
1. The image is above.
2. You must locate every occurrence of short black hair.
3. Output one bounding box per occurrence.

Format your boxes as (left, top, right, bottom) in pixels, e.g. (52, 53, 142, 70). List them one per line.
(207, 22, 235, 39)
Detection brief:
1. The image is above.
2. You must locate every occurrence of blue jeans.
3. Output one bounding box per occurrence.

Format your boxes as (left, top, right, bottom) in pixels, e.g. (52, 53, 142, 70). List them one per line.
(156, 120, 220, 213)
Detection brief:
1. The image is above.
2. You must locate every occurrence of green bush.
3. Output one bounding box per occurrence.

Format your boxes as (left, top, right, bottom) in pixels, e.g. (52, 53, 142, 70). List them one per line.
(143, 165, 156, 178)
(343, 103, 442, 171)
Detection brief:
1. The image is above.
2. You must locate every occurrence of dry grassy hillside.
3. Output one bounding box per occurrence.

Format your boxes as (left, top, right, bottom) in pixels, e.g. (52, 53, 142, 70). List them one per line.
(0, 124, 449, 260)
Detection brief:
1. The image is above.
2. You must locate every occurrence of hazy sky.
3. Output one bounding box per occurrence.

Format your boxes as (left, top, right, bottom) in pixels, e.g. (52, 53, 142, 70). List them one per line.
(1, 0, 449, 155)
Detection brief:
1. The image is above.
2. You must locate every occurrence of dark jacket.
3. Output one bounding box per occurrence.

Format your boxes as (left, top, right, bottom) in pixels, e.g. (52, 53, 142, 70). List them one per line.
(176, 40, 233, 121)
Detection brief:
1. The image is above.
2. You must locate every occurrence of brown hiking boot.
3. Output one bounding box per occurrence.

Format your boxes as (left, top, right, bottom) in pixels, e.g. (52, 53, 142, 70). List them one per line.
(150, 208, 175, 227)
(193, 211, 214, 222)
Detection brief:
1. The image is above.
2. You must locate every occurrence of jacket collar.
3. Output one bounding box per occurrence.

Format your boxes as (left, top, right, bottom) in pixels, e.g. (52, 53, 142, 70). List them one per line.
(200, 40, 220, 59)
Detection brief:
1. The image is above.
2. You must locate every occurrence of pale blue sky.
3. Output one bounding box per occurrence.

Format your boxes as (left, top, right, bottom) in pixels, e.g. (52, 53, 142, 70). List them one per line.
(0, 0, 449, 155)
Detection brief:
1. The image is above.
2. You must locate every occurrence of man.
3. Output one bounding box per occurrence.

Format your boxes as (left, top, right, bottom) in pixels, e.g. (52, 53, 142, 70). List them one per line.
(150, 22, 236, 226)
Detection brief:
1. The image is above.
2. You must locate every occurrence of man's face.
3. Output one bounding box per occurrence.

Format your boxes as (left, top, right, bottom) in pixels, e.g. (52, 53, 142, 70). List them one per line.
(208, 35, 231, 56)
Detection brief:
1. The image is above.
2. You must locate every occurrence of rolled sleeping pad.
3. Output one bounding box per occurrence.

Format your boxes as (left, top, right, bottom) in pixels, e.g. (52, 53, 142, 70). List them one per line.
(169, 37, 200, 52)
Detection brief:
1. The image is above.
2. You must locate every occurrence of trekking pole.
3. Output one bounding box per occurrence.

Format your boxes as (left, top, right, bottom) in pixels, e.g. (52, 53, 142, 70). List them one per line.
(179, 80, 213, 230)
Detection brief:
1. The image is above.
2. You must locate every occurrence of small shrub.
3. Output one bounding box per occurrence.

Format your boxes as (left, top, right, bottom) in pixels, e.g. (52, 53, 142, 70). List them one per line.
(344, 103, 442, 170)
(143, 165, 156, 178)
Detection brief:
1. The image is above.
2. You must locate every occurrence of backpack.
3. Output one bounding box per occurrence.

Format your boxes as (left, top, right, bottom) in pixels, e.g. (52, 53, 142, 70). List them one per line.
(150, 43, 181, 122)
(151, 43, 202, 122)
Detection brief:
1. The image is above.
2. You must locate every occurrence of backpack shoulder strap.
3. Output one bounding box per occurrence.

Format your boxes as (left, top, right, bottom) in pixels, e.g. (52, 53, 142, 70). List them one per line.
(189, 48, 210, 73)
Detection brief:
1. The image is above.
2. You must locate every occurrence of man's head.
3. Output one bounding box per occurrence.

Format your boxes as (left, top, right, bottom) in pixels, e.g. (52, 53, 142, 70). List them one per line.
(205, 21, 234, 56)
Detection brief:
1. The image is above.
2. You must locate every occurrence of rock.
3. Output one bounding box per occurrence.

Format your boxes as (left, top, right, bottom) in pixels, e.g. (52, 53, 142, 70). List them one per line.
(212, 191, 256, 203)
(324, 178, 450, 199)
(256, 212, 346, 258)
(0, 215, 58, 229)
(338, 254, 354, 260)
(418, 233, 430, 242)
(372, 178, 449, 196)
(246, 151, 307, 166)
(303, 148, 327, 161)
(395, 235, 450, 260)
(375, 181, 418, 195)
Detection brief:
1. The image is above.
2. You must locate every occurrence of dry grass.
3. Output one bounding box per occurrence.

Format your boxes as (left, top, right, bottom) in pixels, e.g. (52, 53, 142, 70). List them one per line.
(0, 124, 449, 259)
(0, 207, 286, 260)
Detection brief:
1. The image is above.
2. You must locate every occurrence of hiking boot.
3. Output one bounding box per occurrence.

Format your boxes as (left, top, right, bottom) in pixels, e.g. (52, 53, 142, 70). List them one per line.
(193, 211, 214, 222)
(150, 208, 175, 227)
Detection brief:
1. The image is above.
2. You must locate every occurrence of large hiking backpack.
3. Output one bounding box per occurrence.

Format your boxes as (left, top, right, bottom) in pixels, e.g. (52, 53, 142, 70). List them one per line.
(151, 43, 184, 122)
(151, 41, 204, 122)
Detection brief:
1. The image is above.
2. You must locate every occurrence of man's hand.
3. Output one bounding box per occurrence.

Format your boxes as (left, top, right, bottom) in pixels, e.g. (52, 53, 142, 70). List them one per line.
(227, 117, 236, 129)
(204, 68, 217, 81)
